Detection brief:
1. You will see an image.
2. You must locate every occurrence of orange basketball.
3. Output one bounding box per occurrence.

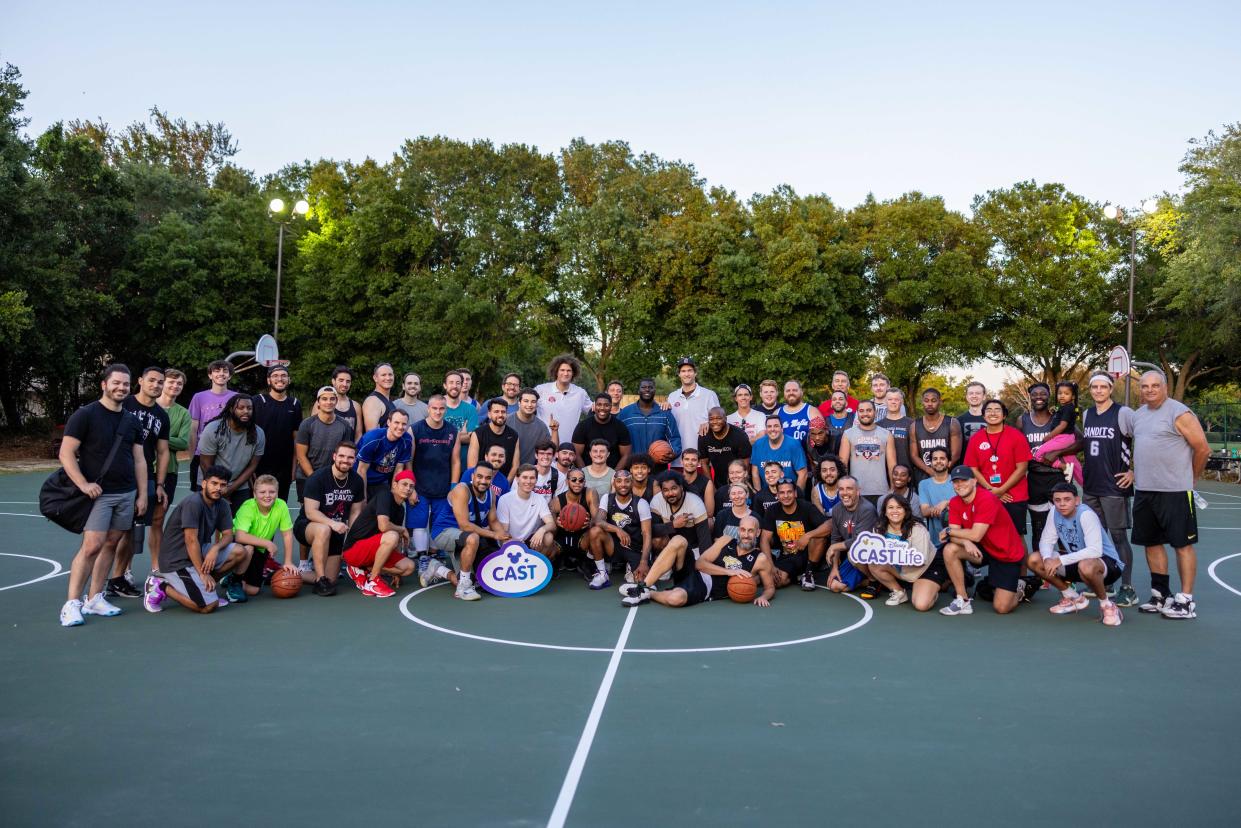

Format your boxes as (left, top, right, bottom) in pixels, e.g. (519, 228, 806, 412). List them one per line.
(271, 569, 303, 598)
(648, 440, 675, 463)
(558, 501, 590, 532)
(727, 575, 757, 603)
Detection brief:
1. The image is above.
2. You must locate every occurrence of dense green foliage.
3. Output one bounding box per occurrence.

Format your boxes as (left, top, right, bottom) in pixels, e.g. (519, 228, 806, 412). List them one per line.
(1, 61, 1236, 425)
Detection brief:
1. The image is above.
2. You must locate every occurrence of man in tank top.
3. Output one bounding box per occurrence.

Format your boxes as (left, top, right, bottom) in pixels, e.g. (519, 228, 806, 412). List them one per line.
(910, 387, 962, 484)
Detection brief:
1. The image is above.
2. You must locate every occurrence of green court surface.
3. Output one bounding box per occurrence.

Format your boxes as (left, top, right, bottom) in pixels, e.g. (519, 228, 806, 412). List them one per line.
(3, 472, 1241, 826)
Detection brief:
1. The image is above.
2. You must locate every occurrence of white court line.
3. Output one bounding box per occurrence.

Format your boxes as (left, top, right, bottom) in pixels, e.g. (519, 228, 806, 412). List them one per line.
(1203, 490, 1241, 499)
(547, 607, 637, 828)
(0, 553, 67, 591)
(1207, 553, 1241, 598)
(0, 511, 39, 518)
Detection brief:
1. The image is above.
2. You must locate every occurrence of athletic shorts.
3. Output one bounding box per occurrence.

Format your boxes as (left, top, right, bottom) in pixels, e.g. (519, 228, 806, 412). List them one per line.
(343, 534, 404, 570)
(132, 481, 159, 527)
(406, 497, 451, 533)
(85, 490, 136, 533)
(162, 471, 178, 506)
(774, 550, 809, 578)
(677, 571, 712, 606)
(918, 551, 950, 586)
(293, 518, 346, 557)
(432, 528, 498, 558)
(241, 547, 269, 588)
(555, 529, 586, 552)
(981, 552, 1021, 593)
(1003, 500, 1028, 536)
(160, 566, 218, 608)
(836, 557, 864, 590)
(1084, 494, 1132, 531)
(1026, 470, 1060, 507)
(1063, 557, 1123, 587)
(1132, 490, 1198, 549)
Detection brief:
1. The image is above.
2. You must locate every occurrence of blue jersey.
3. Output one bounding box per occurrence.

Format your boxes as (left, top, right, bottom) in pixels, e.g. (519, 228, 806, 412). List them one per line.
(778, 404, 813, 443)
(432, 481, 494, 538)
(411, 419, 456, 498)
(751, 437, 806, 482)
(355, 427, 413, 487)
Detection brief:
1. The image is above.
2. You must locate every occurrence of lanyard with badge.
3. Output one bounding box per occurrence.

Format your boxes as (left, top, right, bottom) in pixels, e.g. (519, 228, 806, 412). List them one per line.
(979, 429, 1003, 486)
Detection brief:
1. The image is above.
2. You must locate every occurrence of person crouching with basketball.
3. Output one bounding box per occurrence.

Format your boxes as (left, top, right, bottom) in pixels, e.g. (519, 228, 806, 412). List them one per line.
(624, 516, 774, 608)
(143, 465, 246, 614)
(340, 470, 419, 598)
(227, 474, 298, 602)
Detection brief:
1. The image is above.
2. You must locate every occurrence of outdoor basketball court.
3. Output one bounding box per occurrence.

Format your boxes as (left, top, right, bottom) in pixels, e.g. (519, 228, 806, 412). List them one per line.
(3, 471, 1240, 826)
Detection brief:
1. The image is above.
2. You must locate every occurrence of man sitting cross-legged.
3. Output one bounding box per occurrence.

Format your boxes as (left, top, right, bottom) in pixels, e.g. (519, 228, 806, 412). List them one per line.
(622, 515, 775, 608)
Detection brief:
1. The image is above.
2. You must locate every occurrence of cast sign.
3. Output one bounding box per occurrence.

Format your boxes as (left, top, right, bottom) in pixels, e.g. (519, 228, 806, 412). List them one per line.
(847, 531, 925, 568)
(476, 541, 553, 597)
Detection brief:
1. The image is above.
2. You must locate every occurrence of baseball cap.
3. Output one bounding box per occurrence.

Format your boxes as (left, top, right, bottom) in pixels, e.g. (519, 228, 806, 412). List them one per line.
(316, 386, 336, 397)
(677, 356, 696, 368)
(394, 470, 415, 483)
(949, 465, 974, 482)
(557, 442, 576, 452)
(733, 383, 752, 396)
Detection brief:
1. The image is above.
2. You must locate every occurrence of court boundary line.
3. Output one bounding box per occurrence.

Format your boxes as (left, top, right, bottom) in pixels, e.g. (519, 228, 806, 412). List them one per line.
(1208, 553, 1241, 598)
(547, 607, 636, 828)
(0, 553, 67, 592)
(398, 585, 873, 654)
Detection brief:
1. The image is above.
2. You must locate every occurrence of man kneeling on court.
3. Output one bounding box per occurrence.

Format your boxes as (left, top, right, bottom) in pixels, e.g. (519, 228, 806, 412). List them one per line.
(144, 465, 245, 614)
(294, 442, 365, 596)
(622, 516, 774, 608)
(1028, 482, 1124, 626)
(938, 465, 1027, 616)
(341, 470, 420, 598)
(432, 464, 505, 601)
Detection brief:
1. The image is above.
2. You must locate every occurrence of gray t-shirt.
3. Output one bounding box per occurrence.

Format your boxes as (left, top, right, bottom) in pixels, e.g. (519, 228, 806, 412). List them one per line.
(160, 493, 233, 572)
(843, 425, 892, 496)
(583, 467, 615, 501)
(1131, 398, 1195, 492)
(197, 420, 266, 490)
(393, 398, 429, 425)
(509, 413, 552, 465)
(295, 415, 355, 480)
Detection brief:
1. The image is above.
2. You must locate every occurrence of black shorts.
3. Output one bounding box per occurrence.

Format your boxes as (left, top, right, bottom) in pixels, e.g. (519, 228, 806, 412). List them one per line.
(556, 529, 586, 552)
(242, 548, 269, 587)
(918, 550, 949, 585)
(982, 553, 1022, 593)
(1131, 490, 1198, 548)
(132, 480, 159, 528)
(293, 518, 346, 557)
(162, 471, 178, 507)
(1064, 557, 1122, 587)
(1027, 469, 1060, 507)
(227, 488, 250, 516)
(677, 571, 711, 606)
(773, 550, 809, 578)
(1003, 500, 1028, 536)
(1083, 494, 1131, 531)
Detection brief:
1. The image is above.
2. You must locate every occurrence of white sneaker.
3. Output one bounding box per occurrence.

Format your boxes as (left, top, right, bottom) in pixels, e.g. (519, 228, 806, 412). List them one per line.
(82, 592, 122, 617)
(588, 571, 611, 590)
(298, 559, 313, 573)
(939, 596, 973, 616)
(420, 562, 446, 589)
(885, 590, 908, 607)
(60, 599, 85, 627)
(454, 579, 481, 601)
(624, 565, 635, 584)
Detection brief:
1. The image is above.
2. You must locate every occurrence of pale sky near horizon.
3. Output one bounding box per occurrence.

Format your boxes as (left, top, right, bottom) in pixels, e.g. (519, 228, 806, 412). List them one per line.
(6, 1, 1239, 389)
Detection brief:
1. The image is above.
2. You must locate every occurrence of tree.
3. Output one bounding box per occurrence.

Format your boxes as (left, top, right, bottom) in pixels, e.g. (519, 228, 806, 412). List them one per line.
(847, 193, 991, 397)
(69, 106, 238, 185)
(972, 181, 1121, 383)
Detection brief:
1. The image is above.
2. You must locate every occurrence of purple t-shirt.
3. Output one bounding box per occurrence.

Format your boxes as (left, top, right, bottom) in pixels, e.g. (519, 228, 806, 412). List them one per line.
(189, 389, 238, 453)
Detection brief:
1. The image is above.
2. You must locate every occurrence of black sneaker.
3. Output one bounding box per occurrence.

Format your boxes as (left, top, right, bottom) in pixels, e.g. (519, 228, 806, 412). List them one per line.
(313, 576, 336, 596)
(1020, 578, 1040, 603)
(106, 576, 141, 599)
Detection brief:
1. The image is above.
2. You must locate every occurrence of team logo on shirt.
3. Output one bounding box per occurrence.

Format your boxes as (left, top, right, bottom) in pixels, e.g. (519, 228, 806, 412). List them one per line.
(721, 555, 743, 570)
(847, 531, 925, 567)
(854, 441, 883, 460)
(477, 541, 553, 598)
(610, 511, 632, 529)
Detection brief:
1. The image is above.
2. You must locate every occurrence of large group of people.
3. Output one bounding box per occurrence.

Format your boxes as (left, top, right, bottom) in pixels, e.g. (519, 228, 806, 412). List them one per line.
(55, 353, 1212, 629)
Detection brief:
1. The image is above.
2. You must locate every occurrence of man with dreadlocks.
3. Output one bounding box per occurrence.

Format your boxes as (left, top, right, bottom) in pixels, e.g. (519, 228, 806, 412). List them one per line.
(198, 394, 267, 514)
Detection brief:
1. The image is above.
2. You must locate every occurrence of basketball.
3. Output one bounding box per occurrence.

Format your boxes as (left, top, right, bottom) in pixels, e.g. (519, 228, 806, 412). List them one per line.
(270, 569, 302, 598)
(558, 501, 590, 533)
(727, 575, 757, 603)
(648, 440, 675, 463)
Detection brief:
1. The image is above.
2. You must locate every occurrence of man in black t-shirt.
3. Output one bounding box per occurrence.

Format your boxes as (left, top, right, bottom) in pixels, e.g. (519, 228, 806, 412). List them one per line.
(572, 393, 632, 469)
(468, 398, 520, 480)
(698, 406, 751, 485)
(293, 442, 366, 595)
(57, 364, 148, 628)
(252, 365, 303, 501)
(341, 470, 417, 598)
(760, 480, 830, 590)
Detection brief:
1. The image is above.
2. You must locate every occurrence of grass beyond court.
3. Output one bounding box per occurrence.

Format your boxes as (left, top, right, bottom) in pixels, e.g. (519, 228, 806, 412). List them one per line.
(3, 472, 1241, 826)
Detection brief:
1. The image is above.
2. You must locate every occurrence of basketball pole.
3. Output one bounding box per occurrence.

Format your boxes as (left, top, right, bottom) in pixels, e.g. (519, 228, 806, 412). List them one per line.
(274, 221, 284, 340)
(1125, 225, 1135, 408)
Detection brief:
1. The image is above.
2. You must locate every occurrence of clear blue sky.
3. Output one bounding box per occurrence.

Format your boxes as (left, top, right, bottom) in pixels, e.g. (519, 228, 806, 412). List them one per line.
(6, 1, 1240, 214)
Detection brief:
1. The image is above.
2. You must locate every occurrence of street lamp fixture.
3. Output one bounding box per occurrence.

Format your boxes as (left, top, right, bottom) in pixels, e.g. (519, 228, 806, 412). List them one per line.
(1102, 198, 1160, 405)
(267, 196, 310, 340)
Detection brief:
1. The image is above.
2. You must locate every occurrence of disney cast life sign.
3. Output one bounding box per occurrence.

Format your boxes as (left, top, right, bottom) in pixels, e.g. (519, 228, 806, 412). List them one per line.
(476, 541, 554, 597)
(847, 531, 925, 568)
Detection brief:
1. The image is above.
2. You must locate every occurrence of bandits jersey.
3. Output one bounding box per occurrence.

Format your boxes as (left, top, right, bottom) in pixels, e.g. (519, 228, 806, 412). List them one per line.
(1081, 404, 1134, 498)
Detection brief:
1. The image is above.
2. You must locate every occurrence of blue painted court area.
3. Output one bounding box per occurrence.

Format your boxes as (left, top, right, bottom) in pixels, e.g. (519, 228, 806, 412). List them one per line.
(3, 471, 1241, 826)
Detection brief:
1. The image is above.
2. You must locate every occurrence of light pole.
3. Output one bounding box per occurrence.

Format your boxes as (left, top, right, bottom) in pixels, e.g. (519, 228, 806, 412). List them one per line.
(1103, 198, 1159, 406)
(267, 197, 310, 340)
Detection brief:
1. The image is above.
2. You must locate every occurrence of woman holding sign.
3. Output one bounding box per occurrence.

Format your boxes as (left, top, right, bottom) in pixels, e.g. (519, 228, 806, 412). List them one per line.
(865, 495, 935, 607)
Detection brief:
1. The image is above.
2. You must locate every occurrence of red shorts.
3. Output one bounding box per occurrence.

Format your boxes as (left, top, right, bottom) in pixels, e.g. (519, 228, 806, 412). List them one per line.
(342, 534, 404, 569)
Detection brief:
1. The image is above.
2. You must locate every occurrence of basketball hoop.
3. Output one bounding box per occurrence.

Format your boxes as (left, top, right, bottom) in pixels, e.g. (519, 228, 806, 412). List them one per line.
(1106, 345, 1130, 379)
(226, 334, 283, 373)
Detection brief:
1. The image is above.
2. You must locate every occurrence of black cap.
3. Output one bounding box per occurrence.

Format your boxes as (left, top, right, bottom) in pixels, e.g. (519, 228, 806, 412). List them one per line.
(557, 442, 576, 452)
(677, 356, 696, 368)
(949, 465, 974, 482)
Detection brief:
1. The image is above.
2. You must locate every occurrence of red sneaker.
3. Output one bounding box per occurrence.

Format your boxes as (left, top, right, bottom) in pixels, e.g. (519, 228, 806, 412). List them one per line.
(366, 577, 395, 598)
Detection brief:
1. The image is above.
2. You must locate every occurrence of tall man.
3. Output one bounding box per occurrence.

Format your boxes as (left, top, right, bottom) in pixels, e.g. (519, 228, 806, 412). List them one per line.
(1020, 383, 1062, 550)
(665, 357, 720, 470)
(361, 362, 397, 431)
(107, 366, 170, 598)
(840, 400, 896, 505)
(778, 380, 813, 442)
(910, 388, 962, 483)
(57, 364, 147, 627)
(572, 392, 632, 469)
(1131, 371, 1210, 619)
(393, 372, 429, 425)
(187, 359, 236, 491)
(251, 364, 302, 501)
(198, 395, 266, 513)
(618, 377, 680, 458)
(510, 388, 554, 466)
(469, 397, 521, 480)
(535, 353, 593, 431)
